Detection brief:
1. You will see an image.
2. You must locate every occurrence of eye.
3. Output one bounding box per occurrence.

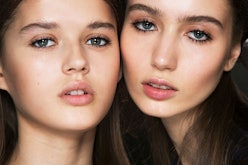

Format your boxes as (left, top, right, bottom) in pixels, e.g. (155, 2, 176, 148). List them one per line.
(187, 30, 211, 42)
(31, 38, 55, 48)
(133, 20, 156, 32)
(86, 37, 110, 47)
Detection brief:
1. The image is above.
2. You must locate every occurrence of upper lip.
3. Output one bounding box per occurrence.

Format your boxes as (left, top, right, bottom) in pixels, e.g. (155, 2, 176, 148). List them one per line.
(142, 78, 178, 90)
(59, 81, 94, 96)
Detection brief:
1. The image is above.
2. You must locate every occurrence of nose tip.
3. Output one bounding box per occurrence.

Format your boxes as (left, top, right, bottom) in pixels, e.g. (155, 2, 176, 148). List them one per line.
(62, 46, 89, 75)
(152, 58, 168, 70)
(151, 36, 177, 71)
(151, 48, 177, 71)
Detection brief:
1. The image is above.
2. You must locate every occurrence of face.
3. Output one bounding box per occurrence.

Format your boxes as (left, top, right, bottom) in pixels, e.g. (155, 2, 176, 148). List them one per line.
(0, 0, 120, 133)
(121, 0, 240, 121)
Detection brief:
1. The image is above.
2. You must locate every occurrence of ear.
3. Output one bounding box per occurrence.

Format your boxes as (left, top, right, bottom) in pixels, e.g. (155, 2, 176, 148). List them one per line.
(0, 64, 9, 91)
(224, 43, 241, 71)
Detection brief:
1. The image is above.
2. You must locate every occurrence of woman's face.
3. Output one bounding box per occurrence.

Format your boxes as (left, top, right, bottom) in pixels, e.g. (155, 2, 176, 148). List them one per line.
(0, 0, 120, 133)
(121, 0, 240, 121)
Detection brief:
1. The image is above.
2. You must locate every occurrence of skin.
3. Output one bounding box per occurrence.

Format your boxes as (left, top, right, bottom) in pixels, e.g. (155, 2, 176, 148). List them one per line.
(0, 0, 120, 164)
(121, 0, 240, 151)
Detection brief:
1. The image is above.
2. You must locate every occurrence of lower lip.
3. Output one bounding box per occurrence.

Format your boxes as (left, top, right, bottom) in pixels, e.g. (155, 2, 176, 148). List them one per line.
(61, 94, 93, 106)
(143, 84, 176, 101)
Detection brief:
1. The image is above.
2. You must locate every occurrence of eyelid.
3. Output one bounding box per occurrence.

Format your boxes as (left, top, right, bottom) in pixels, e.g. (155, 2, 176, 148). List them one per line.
(186, 29, 212, 44)
(132, 19, 157, 32)
(85, 35, 111, 47)
(30, 35, 57, 48)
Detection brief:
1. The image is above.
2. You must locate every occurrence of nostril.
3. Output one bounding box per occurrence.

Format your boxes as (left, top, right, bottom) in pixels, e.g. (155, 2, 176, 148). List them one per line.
(64, 66, 89, 74)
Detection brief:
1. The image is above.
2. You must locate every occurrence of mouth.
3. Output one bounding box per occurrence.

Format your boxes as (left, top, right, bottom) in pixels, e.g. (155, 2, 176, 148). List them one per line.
(65, 90, 88, 96)
(60, 82, 94, 106)
(61, 82, 94, 96)
(147, 82, 174, 90)
(142, 79, 177, 100)
(143, 78, 177, 91)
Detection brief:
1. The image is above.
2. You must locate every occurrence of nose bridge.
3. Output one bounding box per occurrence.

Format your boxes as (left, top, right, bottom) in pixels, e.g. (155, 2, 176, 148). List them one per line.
(62, 42, 89, 75)
(152, 30, 178, 71)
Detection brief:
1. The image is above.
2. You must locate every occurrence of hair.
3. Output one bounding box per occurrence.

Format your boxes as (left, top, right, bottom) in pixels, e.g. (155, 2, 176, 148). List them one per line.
(121, 0, 248, 164)
(0, 0, 129, 164)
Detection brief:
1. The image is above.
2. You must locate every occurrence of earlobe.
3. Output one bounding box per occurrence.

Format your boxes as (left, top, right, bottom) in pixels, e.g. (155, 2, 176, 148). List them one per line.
(224, 43, 241, 71)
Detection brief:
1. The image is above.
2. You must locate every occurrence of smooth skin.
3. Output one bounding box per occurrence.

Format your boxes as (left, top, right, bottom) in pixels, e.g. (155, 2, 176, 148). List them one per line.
(0, 0, 120, 164)
(121, 0, 240, 151)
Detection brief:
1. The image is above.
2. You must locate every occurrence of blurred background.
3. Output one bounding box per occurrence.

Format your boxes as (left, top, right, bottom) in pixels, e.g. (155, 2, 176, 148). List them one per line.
(232, 40, 248, 95)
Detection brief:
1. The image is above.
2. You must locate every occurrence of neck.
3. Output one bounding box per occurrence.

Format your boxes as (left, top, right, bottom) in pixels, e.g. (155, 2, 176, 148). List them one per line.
(8, 120, 96, 165)
(161, 111, 194, 153)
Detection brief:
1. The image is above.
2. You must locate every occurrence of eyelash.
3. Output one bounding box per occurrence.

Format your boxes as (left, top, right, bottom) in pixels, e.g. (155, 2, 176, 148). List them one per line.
(30, 36, 111, 49)
(132, 20, 156, 32)
(85, 36, 111, 47)
(132, 20, 212, 44)
(186, 30, 212, 44)
(31, 37, 56, 48)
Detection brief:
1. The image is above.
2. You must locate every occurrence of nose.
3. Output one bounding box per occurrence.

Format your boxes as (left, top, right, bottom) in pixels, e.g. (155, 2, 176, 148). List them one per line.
(62, 44, 89, 75)
(151, 33, 178, 71)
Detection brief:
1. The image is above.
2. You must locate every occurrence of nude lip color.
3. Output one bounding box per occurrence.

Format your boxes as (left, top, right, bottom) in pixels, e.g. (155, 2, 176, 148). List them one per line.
(59, 81, 94, 106)
(142, 78, 177, 101)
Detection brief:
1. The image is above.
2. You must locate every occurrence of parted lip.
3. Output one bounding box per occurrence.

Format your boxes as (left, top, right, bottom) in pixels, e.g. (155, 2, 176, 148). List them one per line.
(142, 78, 178, 91)
(59, 81, 95, 97)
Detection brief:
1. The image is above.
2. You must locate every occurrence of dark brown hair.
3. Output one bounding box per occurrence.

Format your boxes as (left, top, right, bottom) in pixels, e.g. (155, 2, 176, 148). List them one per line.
(0, 0, 129, 164)
(121, 0, 248, 164)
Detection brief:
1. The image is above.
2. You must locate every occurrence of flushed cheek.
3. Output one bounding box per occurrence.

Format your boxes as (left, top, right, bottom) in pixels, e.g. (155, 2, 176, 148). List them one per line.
(178, 67, 223, 105)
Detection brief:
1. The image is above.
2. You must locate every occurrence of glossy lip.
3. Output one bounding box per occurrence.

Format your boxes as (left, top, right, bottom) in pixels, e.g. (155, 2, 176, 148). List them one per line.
(59, 81, 95, 106)
(142, 78, 177, 101)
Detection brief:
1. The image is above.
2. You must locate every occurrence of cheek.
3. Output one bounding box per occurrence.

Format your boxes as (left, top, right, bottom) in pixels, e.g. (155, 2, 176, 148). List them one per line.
(121, 40, 140, 78)
(3, 57, 53, 100)
(179, 61, 224, 103)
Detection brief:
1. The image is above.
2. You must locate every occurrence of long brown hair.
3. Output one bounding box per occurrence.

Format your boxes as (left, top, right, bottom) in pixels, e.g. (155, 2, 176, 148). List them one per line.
(0, 0, 129, 164)
(121, 0, 248, 164)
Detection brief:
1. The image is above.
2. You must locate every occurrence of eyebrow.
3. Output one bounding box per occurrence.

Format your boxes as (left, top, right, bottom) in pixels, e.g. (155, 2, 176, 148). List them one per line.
(127, 3, 223, 29)
(179, 15, 224, 29)
(20, 21, 116, 34)
(87, 21, 116, 31)
(127, 3, 162, 16)
(20, 22, 58, 34)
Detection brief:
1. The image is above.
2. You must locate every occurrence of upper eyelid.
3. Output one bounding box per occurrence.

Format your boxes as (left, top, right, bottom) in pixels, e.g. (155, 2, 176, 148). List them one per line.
(132, 19, 157, 31)
(30, 34, 56, 43)
(85, 36, 111, 47)
(186, 30, 212, 44)
(188, 30, 209, 38)
(86, 34, 110, 41)
(31, 38, 56, 48)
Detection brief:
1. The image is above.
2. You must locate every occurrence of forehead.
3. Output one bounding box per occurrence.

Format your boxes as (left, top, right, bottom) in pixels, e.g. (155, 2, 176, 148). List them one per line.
(10, 0, 116, 30)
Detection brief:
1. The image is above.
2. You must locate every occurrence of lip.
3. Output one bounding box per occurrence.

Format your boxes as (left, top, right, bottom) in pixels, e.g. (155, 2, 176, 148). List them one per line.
(142, 78, 177, 101)
(59, 81, 95, 106)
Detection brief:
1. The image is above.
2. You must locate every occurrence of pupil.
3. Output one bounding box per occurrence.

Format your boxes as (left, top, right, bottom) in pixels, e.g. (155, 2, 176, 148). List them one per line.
(195, 31, 203, 38)
(93, 38, 100, 45)
(143, 21, 152, 29)
(38, 39, 48, 47)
